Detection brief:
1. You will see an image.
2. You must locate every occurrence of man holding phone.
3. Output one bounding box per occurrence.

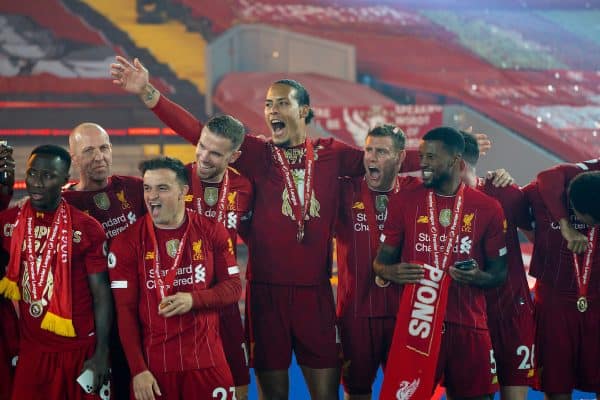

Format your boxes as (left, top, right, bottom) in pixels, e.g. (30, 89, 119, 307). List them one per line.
(375, 127, 507, 400)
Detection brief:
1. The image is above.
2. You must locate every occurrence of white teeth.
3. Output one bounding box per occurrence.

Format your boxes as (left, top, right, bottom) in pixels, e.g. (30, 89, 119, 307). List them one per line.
(423, 171, 432, 178)
(271, 119, 282, 123)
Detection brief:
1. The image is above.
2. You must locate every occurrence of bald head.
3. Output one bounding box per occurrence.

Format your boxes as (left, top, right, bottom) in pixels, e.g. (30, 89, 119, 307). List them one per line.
(69, 123, 110, 153)
(69, 122, 113, 190)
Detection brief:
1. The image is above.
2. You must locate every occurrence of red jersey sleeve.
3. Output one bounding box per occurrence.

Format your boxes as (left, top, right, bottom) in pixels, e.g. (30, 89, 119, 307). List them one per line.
(331, 139, 364, 177)
(381, 192, 407, 249)
(152, 95, 203, 145)
(79, 214, 108, 275)
(482, 201, 508, 261)
(108, 234, 148, 376)
(536, 163, 583, 221)
(483, 182, 532, 231)
(191, 223, 241, 309)
(231, 134, 269, 180)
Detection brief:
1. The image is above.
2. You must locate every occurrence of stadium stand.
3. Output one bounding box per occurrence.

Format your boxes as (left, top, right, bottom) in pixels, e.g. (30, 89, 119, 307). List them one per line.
(173, 0, 600, 161)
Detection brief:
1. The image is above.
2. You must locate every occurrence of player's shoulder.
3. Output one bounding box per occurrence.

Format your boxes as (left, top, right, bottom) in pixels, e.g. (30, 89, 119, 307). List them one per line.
(111, 174, 143, 187)
(227, 166, 252, 187)
(465, 185, 503, 212)
(68, 204, 105, 234)
(0, 205, 19, 222)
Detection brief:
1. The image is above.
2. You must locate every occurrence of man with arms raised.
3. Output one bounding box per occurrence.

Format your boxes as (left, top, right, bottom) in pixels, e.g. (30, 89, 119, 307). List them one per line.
(0, 145, 112, 399)
(461, 132, 535, 400)
(109, 156, 241, 400)
(112, 57, 368, 399)
(336, 124, 420, 399)
(375, 127, 507, 400)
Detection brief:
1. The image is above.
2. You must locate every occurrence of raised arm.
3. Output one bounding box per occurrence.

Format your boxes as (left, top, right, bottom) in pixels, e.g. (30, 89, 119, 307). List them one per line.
(110, 56, 203, 145)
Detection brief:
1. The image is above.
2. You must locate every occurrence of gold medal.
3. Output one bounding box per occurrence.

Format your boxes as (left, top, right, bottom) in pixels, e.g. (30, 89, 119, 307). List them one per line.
(375, 276, 390, 288)
(93, 193, 110, 210)
(29, 301, 43, 318)
(439, 209, 452, 227)
(576, 296, 588, 313)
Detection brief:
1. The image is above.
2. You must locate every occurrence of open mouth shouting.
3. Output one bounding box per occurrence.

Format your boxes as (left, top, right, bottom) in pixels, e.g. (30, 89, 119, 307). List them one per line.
(149, 201, 162, 218)
(270, 119, 286, 138)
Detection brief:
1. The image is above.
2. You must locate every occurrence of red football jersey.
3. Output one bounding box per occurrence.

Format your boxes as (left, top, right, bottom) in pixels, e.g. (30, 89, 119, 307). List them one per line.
(524, 182, 600, 298)
(382, 185, 507, 329)
(62, 175, 146, 239)
(537, 158, 600, 221)
(478, 180, 533, 314)
(0, 204, 107, 351)
(336, 175, 421, 318)
(184, 164, 253, 247)
(109, 212, 240, 375)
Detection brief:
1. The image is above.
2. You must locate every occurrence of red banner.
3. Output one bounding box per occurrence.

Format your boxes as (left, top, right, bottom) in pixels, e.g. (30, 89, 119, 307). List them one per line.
(311, 104, 443, 146)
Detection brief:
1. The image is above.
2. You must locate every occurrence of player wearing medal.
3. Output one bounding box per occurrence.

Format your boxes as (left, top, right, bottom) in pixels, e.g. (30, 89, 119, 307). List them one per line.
(460, 132, 535, 399)
(375, 127, 507, 399)
(0, 141, 18, 400)
(335, 125, 420, 399)
(108, 157, 241, 400)
(64, 122, 146, 399)
(184, 115, 253, 400)
(0, 145, 112, 400)
(109, 56, 493, 399)
(526, 165, 600, 398)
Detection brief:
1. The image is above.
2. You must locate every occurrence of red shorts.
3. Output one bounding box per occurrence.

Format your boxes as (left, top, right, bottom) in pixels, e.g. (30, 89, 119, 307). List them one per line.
(150, 364, 234, 400)
(435, 323, 498, 398)
(248, 282, 341, 370)
(12, 343, 101, 400)
(219, 304, 250, 386)
(534, 284, 600, 393)
(338, 313, 395, 395)
(487, 303, 536, 386)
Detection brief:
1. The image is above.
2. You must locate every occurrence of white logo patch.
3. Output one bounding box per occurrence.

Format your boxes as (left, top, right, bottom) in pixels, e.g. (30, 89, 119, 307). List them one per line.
(396, 378, 420, 399)
(127, 211, 137, 225)
(459, 236, 472, 255)
(110, 280, 127, 289)
(227, 212, 238, 229)
(499, 246, 507, 257)
(107, 252, 117, 269)
(194, 265, 206, 283)
(228, 266, 240, 275)
(380, 233, 386, 242)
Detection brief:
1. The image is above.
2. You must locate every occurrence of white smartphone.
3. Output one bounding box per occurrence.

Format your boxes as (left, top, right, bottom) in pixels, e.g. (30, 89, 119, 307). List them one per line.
(76, 369, 95, 394)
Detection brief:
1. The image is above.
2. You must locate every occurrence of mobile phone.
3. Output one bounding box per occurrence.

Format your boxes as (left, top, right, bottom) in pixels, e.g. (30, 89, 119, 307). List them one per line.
(76, 369, 95, 394)
(453, 259, 476, 271)
(0, 140, 10, 185)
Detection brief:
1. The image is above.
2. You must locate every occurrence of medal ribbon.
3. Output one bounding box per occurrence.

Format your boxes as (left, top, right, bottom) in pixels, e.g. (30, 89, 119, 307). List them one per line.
(26, 201, 69, 302)
(428, 183, 465, 273)
(145, 210, 193, 300)
(380, 183, 466, 399)
(361, 177, 400, 255)
(572, 226, 597, 303)
(192, 164, 230, 226)
(270, 139, 314, 241)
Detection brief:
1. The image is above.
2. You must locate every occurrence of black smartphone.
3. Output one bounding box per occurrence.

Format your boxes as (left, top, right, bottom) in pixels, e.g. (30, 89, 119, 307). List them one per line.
(453, 259, 476, 271)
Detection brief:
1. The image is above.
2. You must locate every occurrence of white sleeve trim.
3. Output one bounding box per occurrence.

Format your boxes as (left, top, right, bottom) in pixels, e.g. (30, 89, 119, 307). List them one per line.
(110, 280, 128, 289)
